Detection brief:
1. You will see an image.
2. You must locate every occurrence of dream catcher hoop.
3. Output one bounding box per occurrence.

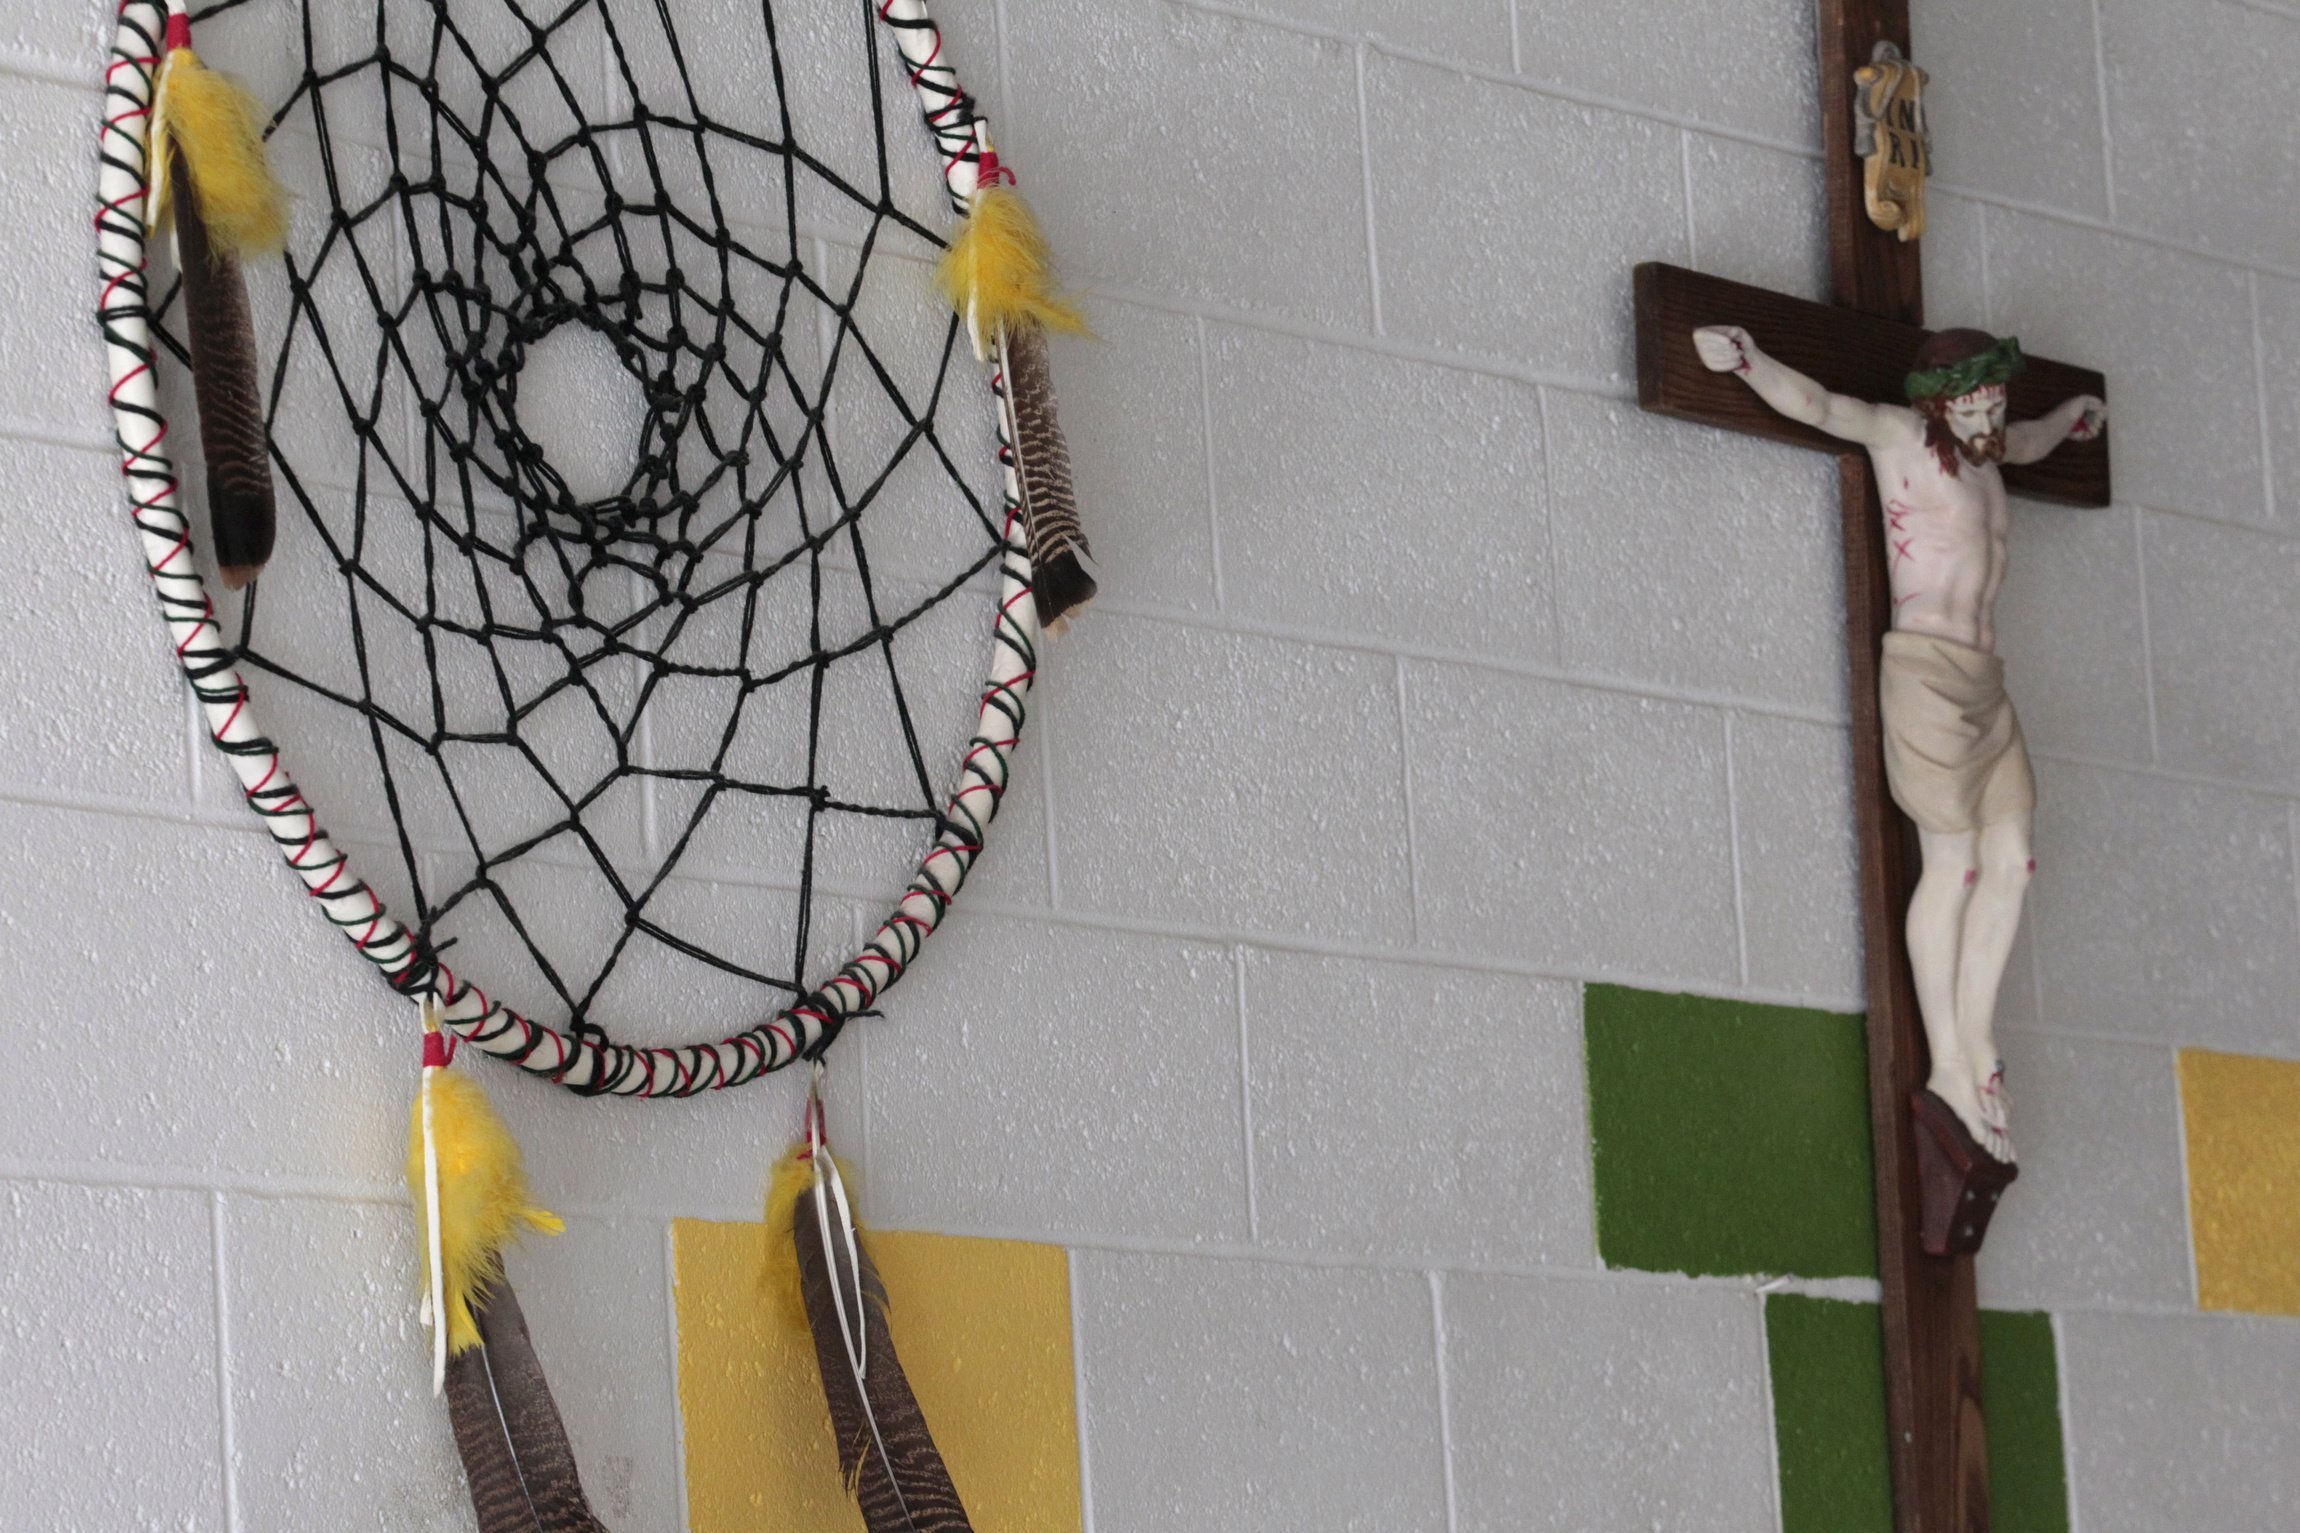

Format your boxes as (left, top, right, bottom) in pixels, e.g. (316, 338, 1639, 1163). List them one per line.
(97, 0, 1094, 1521)
(97, 0, 1092, 1093)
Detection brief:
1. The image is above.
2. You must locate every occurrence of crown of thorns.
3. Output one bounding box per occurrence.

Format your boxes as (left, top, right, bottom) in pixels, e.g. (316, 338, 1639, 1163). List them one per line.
(1905, 336, 2025, 401)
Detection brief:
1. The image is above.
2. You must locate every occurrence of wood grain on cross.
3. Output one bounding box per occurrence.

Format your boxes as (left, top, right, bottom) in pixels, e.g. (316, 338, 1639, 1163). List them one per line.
(1631, 3, 2109, 1530)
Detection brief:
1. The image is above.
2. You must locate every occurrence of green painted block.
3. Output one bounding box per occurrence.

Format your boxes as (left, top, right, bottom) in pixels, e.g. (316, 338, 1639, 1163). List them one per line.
(1980, 1310, 2071, 1533)
(1584, 984, 1876, 1278)
(1765, 1297, 2071, 1533)
(1767, 1296, 1894, 1533)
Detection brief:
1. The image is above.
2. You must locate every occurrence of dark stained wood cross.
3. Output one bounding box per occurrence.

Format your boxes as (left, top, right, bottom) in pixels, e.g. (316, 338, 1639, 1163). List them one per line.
(1630, 3, 2110, 1530)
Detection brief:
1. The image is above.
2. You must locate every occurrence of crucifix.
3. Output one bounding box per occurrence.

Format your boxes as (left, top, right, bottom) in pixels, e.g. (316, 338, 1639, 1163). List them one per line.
(1631, 3, 2110, 1529)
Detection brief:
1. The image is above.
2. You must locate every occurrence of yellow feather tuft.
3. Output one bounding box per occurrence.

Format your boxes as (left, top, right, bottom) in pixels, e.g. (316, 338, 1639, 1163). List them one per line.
(406, 1069, 563, 1354)
(760, 1142, 856, 1334)
(934, 183, 1089, 358)
(150, 46, 288, 256)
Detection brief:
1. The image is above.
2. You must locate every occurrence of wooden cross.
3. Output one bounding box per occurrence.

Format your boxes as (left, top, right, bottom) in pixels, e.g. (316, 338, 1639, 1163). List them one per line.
(1631, 3, 2109, 1530)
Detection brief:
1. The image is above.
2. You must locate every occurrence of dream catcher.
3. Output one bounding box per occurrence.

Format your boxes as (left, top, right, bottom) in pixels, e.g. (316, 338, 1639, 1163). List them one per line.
(97, 0, 1094, 1523)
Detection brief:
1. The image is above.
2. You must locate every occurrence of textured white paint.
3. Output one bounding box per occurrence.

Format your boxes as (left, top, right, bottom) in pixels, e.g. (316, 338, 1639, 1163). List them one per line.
(1729, 712, 1864, 1004)
(1544, 390, 1845, 714)
(2141, 509, 2300, 791)
(865, 912, 1249, 1242)
(1075, 1250, 1449, 1533)
(0, 1182, 223, 1530)
(2030, 757, 2300, 1053)
(2061, 1308, 2300, 1529)
(1404, 661, 1741, 982)
(1365, 53, 1686, 382)
(1922, 0, 2112, 220)
(1986, 204, 2264, 524)
(1001, 2, 1373, 329)
(1444, 1272, 1777, 1532)
(1977, 1032, 2193, 1311)
(1207, 322, 1556, 662)
(2094, 0, 2300, 271)
(1991, 500, 2154, 766)
(1240, 948, 1593, 1266)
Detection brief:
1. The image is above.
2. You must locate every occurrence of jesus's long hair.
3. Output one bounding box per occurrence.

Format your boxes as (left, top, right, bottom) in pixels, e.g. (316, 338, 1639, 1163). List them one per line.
(1909, 327, 2003, 476)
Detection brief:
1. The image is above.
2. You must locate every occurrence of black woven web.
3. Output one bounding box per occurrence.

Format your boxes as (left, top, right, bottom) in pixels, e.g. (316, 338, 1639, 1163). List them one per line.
(164, 0, 1004, 1046)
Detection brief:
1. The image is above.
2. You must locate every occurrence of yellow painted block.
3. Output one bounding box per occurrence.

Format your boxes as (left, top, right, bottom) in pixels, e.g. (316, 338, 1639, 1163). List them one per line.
(674, 1217, 1081, 1532)
(2179, 1048, 2300, 1317)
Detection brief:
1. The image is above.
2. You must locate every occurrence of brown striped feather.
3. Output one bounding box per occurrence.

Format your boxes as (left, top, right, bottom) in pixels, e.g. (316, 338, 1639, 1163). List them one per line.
(443, 1282, 612, 1533)
(169, 145, 276, 589)
(794, 1184, 974, 1533)
(1004, 325, 1095, 631)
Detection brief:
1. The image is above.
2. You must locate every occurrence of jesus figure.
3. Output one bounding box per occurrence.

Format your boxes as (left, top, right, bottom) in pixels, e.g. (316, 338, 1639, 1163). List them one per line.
(1692, 322, 2106, 1164)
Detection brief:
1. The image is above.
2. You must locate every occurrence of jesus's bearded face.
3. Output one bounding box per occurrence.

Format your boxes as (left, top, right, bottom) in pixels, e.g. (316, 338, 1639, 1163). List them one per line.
(1943, 385, 2008, 465)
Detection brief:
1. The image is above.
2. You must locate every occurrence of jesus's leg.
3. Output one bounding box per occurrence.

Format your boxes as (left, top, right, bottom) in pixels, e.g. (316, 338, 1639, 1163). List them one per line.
(1909, 827, 1983, 1143)
(1952, 812, 2034, 1162)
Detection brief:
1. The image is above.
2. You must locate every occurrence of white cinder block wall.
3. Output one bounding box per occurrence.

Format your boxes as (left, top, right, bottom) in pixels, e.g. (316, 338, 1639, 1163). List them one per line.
(4, 1, 2298, 1528)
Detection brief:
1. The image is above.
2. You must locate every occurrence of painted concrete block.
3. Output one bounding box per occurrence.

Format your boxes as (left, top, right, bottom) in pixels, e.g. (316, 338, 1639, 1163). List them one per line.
(2, 2, 110, 77)
(2179, 1048, 2300, 1318)
(0, 436, 191, 807)
(224, 1194, 478, 1528)
(1446, 1271, 1774, 1532)
(0, 802, 417, 1192)
(1512, 0, 1817, 148)
(1220, 0, 1511, 64)
(2255, 274, 2300, 526)
(0, 74, 117, 446)
(1767, 1297, 2069, 1533)
(2142, 509, 2300, 791)
(864, 912, 1249, 1244)
(1366, 54, 1686, 382)
(1545, 390, 1844, 715)
(2028, 758, 2300, 1052)
(1976, 1033, 2192, 1312)
(1207, 323, 1554, 664)
(1984, 206, 2261, 524)
(1076, 1250, 1447, 1533)
(1729, 713, 1863, 1005)
(1685, 132, 1829, 304)
(496, 1214, 684, 1529)
(1047, 298, 1219, 613)
(1002, 2, 1372, 329)
(1585, 985, 1875, 1280)
(675, 1218, 1079, 1533)
(1049, 614, 1415, 944)
(1918, 190, 1993, 337)
(1241, 947, 1591, 1266)
(1991, 501, 2152, 767)
(2061, 1308, 2300, 1529)
(1921, 0, 2110, 220)
(0, 1181, 222, 1531)
(2096, 0, 2300, 270)
(1404, 663, 1740, 983)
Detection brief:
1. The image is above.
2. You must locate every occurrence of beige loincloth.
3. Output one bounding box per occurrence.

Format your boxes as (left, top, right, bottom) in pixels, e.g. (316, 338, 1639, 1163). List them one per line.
(1877, 630, 2037, 835)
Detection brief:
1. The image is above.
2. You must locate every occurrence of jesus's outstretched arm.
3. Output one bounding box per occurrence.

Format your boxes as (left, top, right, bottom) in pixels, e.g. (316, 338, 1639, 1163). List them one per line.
(2004, 393, 2108, 465)
(1693, 324, 1913, 448)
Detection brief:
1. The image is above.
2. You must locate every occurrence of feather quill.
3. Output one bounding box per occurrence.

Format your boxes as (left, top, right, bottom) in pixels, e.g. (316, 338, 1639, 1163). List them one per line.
(406, 1066, 565, 1357)
(152, 34, 286, 590)
(1002, 325, 1095, 633)
(443, 1282, 613, 1533)
(168, 145, 277, 589)
(772, 1143, 973, 1532)
(934, 181, 1087, 364)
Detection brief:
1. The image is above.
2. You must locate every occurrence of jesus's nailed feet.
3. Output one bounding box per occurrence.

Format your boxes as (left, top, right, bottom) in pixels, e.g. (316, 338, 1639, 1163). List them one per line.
(1911, 1087, 2019, 1258)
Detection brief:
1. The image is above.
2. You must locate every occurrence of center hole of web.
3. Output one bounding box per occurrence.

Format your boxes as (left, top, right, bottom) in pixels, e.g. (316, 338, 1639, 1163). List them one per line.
(513, 321, 647, 507)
